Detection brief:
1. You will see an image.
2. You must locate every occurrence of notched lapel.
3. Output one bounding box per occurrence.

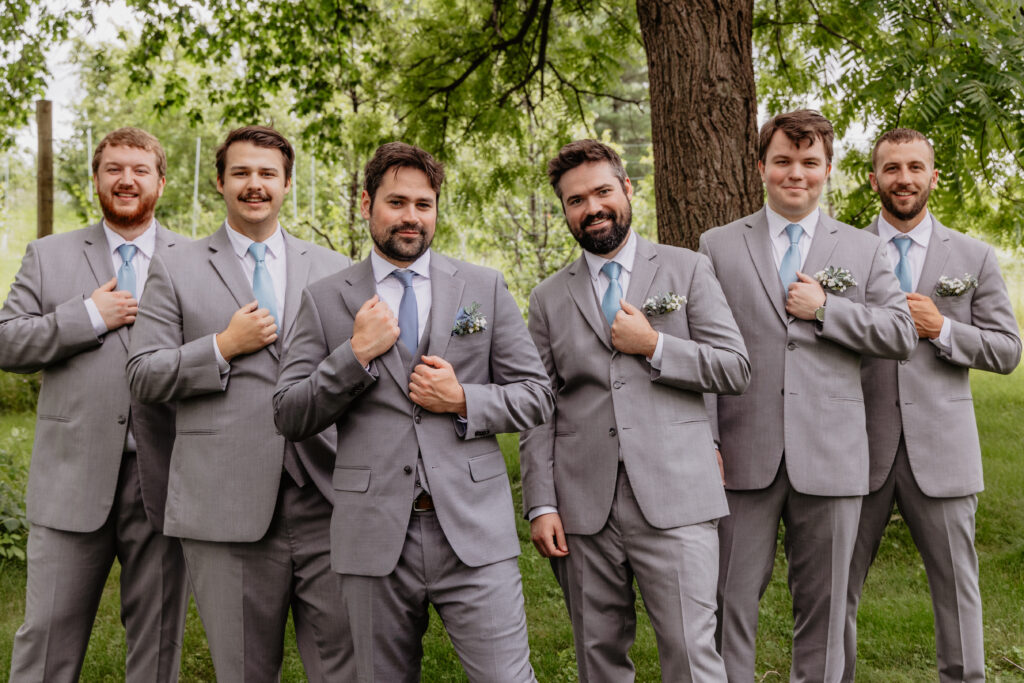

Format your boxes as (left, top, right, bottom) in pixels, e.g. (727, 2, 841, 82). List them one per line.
(208, 225, 255, 311)
(742, 216, 788, 325)
(83, 223, 133, 352)
(566, 255, 612, 350)
(918, 223, 951, 296)
(802, 217, 839, 280)
(425, 254, 463, 361)
(282, 231, 310, 343)
(626, 238, 658, 310)
(342, 259, 406, 388)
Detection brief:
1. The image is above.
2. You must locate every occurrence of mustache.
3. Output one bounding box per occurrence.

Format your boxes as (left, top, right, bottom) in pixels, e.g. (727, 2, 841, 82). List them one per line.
(582, 211, 615, 228)
(239, 191, 271, 201)
(388, 222, 424, 235)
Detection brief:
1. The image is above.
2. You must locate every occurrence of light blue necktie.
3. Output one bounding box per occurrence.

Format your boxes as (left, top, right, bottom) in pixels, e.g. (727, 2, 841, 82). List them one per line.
(116, 244, 137, 297)
(778, 223, 803, 288)
(601, 261, 623, 327)
(391, 269, 418, 352)
(893, 236, 913, 293)
(247, 242, 278, 323)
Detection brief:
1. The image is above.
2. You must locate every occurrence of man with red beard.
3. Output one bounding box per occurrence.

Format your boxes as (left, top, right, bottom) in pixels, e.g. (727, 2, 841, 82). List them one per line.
(128, 126, 354, 681)
(1, 127, 189, 682)
(845, 128, 1020, 682)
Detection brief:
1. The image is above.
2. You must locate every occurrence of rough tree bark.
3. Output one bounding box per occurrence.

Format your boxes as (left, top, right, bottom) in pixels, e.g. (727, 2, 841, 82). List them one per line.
(636, 0, 762, 250)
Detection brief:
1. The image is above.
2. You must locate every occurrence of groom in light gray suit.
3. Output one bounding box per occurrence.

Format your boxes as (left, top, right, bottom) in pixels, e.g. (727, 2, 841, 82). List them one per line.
(128, 126, 353, 682)
(1, 128, 188, 682)
(699, 110, 917, 682)
(274, 142, 553, 682)
(520, 140, 750, 682)
(844, 128, 1021, 682)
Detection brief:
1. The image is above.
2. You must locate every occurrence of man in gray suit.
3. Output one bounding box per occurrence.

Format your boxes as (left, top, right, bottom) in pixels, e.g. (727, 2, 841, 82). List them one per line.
(844, 128, 1020, 682)
(1, 127, 188, 682)
(274, 142, 553, 682)
(127, 126, 353, 682)
(520, 139, 750, 682)
(699, 110, 917, 682)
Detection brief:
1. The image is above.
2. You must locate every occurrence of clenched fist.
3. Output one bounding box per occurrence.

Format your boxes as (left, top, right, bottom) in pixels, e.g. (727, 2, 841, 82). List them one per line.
(351, 295, 400, 366)
(216, 301, 278, 361)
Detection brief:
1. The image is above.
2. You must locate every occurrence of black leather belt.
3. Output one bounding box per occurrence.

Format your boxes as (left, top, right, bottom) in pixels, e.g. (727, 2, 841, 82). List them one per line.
(413, 492, 434, 511)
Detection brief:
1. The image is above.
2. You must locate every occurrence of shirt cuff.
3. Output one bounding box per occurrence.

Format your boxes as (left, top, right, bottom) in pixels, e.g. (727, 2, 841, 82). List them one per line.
(647, 332, 665, 369)
(213, 336, 230, 375)
(83, 297, 108, 337)
(930, 315, 952, 352)
(527, 505, 558, 521)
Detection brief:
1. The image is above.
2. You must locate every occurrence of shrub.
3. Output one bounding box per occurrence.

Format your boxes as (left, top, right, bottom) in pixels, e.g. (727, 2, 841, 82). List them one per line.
(0, 372, 40, 413)
(0, 422, 31, 563)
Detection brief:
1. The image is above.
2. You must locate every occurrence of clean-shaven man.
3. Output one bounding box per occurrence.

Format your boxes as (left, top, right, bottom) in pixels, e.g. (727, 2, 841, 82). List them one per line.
(1, 127, 188, 682)
(520, 140, 750, 682)
(699, 110, 917, 682)
(844, 128, 1020, 682)
(127, 126, 353, 682)
(274, 142, 553, 682)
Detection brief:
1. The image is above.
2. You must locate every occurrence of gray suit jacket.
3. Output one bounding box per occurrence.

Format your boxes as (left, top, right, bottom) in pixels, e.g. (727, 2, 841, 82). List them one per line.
(0, 221, 181, 532)
(273, 252, 554, 576)
(520, 236, 750, 535)
(861, 218, 1020, 496)
(127, 224, 349, 542)
(699, 208, 917, 496)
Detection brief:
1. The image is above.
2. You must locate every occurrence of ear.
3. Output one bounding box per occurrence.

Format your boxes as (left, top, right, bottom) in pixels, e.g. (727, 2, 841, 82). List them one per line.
(623, 176, 634, 202)
(929, 169, 938, 190)
(360, 189, 372, 220)
(216, 176, 224, 196)
(156, 175, 166, 199)
(284, 176, 292, 194)
(757, 160, 766, 183)
(868, 172, 879, 193)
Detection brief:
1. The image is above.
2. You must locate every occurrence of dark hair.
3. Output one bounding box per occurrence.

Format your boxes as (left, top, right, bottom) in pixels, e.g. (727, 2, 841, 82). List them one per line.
(215, 126, 294, 182)
(758, 110, 834, 165)
(547, 139, 628, 199)
(363, 142, 445, 206)
(871, 128, 934, 170)
(92, 127, 167, 178)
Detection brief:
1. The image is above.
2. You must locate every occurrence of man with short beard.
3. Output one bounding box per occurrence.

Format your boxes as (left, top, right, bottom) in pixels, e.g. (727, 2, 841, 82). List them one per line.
(844, 128, 1020, 682)
(274, 142, 553, 682)
(520, 139, 750, 682)
(1, 127, 188, 682)
(128, 126, 354, 681)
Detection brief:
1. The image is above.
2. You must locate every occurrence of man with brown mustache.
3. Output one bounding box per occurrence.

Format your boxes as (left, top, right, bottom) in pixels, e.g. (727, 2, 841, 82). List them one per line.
(1, 127, 189, 682)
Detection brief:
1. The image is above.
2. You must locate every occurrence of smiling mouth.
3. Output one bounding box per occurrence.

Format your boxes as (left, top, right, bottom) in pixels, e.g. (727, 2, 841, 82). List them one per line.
(240, 195, 270, 204)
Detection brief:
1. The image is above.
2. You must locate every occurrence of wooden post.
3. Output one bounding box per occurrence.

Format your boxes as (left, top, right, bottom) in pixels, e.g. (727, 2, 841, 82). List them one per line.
(36, 100, 53, 238)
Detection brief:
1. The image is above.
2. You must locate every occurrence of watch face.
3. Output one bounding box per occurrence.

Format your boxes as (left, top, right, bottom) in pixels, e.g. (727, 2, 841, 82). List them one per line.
(815, 306, 826, 322)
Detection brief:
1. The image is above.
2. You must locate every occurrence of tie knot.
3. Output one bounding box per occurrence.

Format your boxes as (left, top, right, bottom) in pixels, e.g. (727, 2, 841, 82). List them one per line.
(601, 261, 622, 282)
(785, 223, 803, 245)
(893, 236, 912, 256)
(117, 243, 137, 265)
(391, 269, 415, 288)
(247, 242, 268, 263)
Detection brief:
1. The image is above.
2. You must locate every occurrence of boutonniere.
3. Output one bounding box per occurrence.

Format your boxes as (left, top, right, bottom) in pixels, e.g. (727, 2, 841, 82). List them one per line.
(452, 302, 487, 335)
(813, 266, 857, 292)
(935, 274, 979, 297)
(642, 291, 686, 316)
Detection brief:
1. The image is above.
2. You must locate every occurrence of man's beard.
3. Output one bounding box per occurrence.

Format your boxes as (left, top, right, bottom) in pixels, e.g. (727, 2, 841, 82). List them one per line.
(879, 183, 931, 222)
(372, 222, 433, 262)
(570, 205, 632, 255)
(99, 184, 159, 229)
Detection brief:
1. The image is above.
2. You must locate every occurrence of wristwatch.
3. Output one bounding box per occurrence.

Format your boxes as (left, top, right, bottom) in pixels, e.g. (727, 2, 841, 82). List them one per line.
(814, 303, 826, 322)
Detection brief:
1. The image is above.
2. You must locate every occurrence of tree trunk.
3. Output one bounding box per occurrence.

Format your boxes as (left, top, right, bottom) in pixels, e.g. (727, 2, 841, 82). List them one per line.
(636, 0, 761, 250)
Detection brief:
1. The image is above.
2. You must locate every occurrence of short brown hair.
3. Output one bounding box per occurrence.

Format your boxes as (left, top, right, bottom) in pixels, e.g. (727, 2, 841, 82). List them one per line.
(216, 126, 294, 182)
(92, 127, 167, 178)
(871, 128, 934, 170)
(547, 139, 628, 200)
(758, 110, 834, 165)
(363, 142, 445, 206)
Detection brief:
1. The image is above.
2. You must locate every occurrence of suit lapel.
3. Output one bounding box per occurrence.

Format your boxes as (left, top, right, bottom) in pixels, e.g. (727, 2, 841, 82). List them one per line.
(917, 219, 952, 296)
(121, 221, 177, 351)
(341, 259, 406, 387)
(802, 214, 839, 280)
(566, 254, 612, 350)
(81, 222, 129, 350)
(424, 252, 463, 361)
(742, 211, 788, 325)
(281, 230, 310, 344)
(208, 224, 255, 310)
(625, 236, 658, 309)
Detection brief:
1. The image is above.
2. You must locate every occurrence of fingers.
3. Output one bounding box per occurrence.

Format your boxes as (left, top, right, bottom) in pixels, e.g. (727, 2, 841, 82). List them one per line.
(101, 277, 118, 291)
(530, 514, 569, 558)
(358, 294, 380, 312)
(906, 292, 926, 301)
(795, 271, 815, 284)
(618, 299, 639, 315)
(418, 355, 452, 370)
(241, 300, 259, 314)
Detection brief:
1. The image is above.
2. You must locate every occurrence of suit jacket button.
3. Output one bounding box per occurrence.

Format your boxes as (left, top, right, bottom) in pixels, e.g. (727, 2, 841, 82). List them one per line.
(608, 427, 617, 437)
(787, 342, 797, 350)
(899, 359, 909, 365)
(117, 415, 127, 425)
(403, 465, 412, 474)
(612, 380, 623, 389)
(414, 414, 421, 424)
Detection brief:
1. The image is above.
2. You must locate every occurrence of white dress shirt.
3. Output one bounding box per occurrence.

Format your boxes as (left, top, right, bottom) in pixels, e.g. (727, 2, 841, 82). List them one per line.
(214, 223, 289, 370)
(876, 211, 951, 348)
(84, 220, 157, 336)
(766, 205, 819, 273)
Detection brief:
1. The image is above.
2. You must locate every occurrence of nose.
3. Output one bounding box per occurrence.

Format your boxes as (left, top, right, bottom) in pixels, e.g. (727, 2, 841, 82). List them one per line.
(584, 195, 603, 214)
(402, 203, 418, 224)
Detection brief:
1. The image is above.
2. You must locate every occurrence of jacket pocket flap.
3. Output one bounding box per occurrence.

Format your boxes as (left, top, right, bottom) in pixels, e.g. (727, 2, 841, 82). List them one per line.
(333, 467, 371, 492)
(468, 450, 507, 482)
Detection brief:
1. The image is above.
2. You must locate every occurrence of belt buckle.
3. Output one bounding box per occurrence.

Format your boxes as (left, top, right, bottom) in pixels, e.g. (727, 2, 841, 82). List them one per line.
(413, 493, 433, 511)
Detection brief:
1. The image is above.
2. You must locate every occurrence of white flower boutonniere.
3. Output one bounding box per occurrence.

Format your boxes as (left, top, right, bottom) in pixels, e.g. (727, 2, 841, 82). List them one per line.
(813, 266, 857, 292)
(452, 302, 487, 336)
(935, 274, 979, 297)
(642, 292, 686, 316)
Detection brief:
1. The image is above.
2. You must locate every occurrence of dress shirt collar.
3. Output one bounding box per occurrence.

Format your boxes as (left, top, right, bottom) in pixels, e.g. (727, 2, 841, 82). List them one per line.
(370, 248, 432, 284)
(766, 205, 819, 241)
(102, 219, 157, 259)
(224, 222, 285, 260)
(583, 229, 637, 280)
(877, 210, 932, 249)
